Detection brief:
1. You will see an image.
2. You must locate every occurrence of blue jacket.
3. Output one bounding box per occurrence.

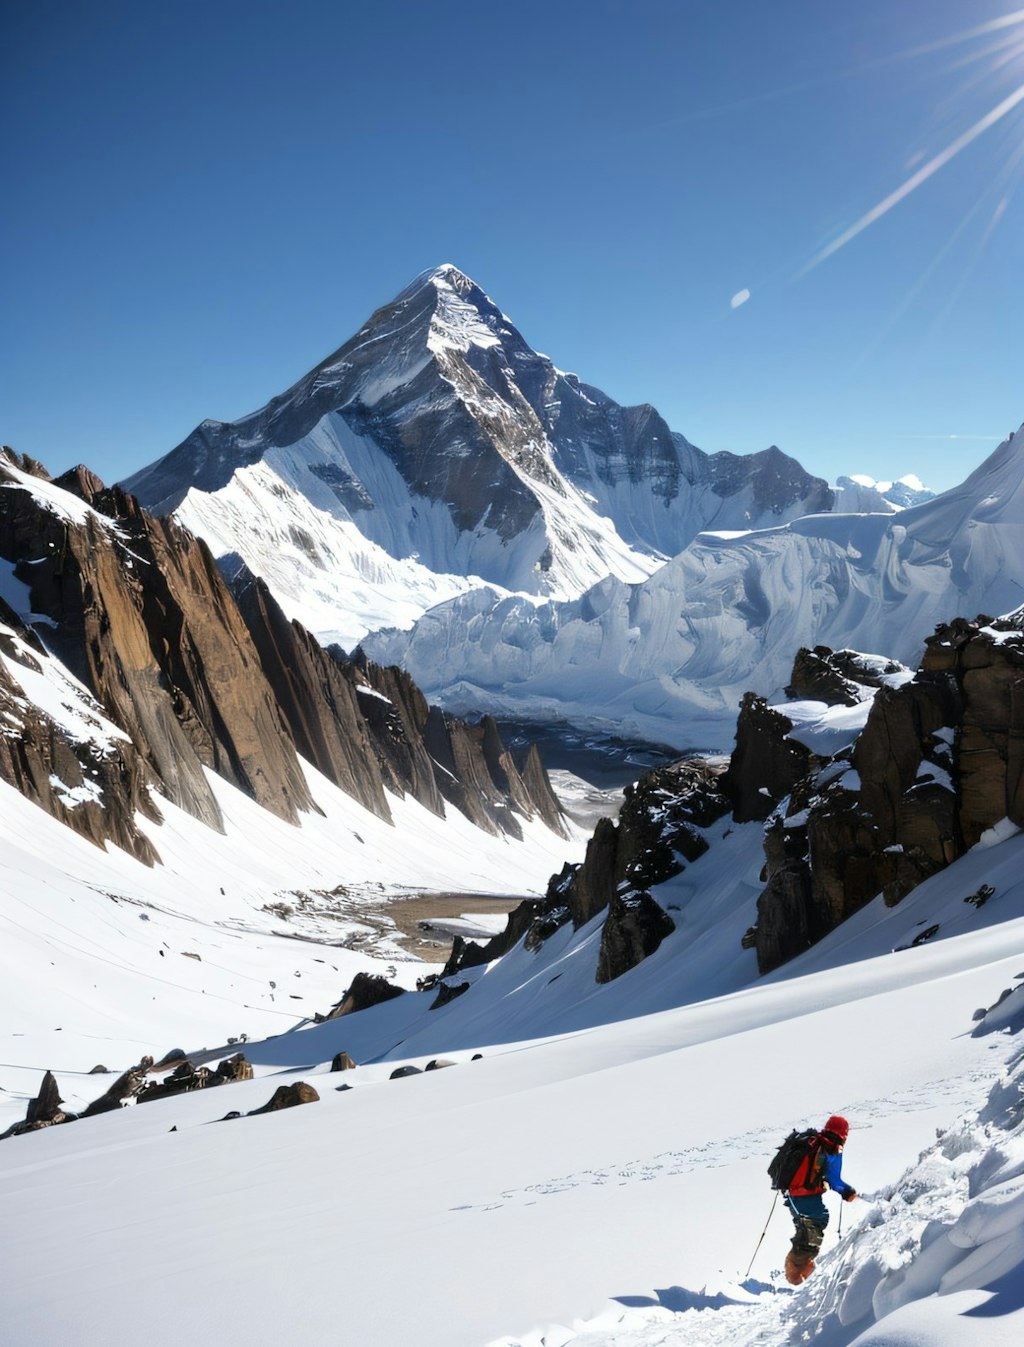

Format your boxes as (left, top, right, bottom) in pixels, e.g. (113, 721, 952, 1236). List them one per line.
(821, 1146, 854, 1197)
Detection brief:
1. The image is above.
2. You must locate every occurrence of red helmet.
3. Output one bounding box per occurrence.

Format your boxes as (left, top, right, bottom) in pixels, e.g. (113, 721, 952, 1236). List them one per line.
(822, 1114, 849, 1142)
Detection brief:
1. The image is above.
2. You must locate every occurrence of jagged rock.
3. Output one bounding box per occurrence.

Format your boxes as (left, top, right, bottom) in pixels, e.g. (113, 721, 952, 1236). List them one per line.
(1, 448, 567, 866)
(596, 891, 676, 984)
(20, 1070, 70, 1131)
(441, 934, 491, 980)
(443, 898, 544, 978)
(80, 1055, 154, 1116)
(752, 616, 1024, 971)
(721, 693, 810, 822)
(786, 647, 864, 706)
(155, 1048, 187, 1066)
(330, 1052, 358, 1072)
(431, 981, 470, 1008)
(248, 1082, 319, 1114)
(522, 757, 730, 983)
(922, 614, 1024, 845)
(138, 1060, 212, 1102)
(0, 452, 316, 836)
(322, 972, 405, 1020)
(786, 647, 908, 706)
(425, 1058, 456, 1071)
(231, 572, 391, 820)
(0, 603, 160, 863)
(215, 1053, 253, 1083)
(88, 1065, 109, 1075)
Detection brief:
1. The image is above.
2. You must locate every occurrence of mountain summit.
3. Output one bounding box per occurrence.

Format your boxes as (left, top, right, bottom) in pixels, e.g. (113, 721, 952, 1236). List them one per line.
(124, 266, 832, 646)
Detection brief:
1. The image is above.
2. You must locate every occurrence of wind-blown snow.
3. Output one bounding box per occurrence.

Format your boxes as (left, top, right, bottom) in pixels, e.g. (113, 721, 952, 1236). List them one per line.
(366, 424, 1024, 748)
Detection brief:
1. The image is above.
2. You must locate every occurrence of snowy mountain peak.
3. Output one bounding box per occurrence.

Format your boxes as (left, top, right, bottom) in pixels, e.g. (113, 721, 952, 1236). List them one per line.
(123, 267, 833, 646)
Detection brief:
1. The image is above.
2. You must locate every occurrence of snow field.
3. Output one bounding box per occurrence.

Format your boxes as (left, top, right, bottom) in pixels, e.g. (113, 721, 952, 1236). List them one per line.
(0, 751, 584, 1128)
(2, 818, 1024, 1344)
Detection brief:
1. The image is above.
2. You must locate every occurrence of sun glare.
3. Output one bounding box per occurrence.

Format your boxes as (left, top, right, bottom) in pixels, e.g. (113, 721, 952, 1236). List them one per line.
(803, 7, 1024, 273)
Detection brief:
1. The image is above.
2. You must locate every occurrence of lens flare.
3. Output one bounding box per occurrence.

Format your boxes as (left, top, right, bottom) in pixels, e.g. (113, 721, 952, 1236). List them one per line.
(804, 79, 1024, 273)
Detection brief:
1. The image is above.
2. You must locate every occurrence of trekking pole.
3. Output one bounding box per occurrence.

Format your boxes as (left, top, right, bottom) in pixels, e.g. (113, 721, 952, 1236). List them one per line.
(745, 1191, 779, 1278)
(838, 1200, 843, 1239)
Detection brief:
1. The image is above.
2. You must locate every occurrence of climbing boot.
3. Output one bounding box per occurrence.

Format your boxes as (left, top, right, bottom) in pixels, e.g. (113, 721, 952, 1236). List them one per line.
(784, 1248, 816, 1284)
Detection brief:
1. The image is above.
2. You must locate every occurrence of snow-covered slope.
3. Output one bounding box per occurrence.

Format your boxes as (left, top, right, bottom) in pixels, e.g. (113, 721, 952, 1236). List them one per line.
(124, 265, 832, 644)
(0, 750, 583, 1132)
(1, 791, 1023, 1347)
(365, 423, 1024, 748)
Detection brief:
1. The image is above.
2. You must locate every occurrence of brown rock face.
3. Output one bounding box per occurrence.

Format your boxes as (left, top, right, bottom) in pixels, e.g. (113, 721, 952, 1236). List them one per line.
(248, 1082, 319, 1114)
(922, 614, 1024, 845)
(786, 647, 908, 706)
(1, 450, 567, 855)
(232, 573, 390, 819)
(0, 452, 315, 830)
(754, 616, 1024, 972)
(0, 611, 159, 862)
(721, 694, 810, 823)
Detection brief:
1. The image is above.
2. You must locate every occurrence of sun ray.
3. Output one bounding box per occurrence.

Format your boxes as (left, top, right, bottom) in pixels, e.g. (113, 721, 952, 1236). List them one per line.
(802, 82, 1024, 273)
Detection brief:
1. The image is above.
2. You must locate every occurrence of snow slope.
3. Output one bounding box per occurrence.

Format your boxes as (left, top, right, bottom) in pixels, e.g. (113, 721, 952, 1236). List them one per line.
(0, 752, 584, 1132)
(2, 743, 1024, 1344)
(365, 423, 1024, 748)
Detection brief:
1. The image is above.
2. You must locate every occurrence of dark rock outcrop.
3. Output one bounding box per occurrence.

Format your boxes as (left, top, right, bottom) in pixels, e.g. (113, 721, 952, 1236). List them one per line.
(785, 646, 908, 706)
(80, 1055, 154, 1117)
(248, 1081, 319, 1114)
(596, 890, 676, 984)
(137, 1053, 253, 1104)
(721, 693, 810, 823)
(1, 1070, 76, 1138)
(754, 615, 1024, 972)
(0, 449, 567, 855)
(317, 971, 406, 1021)
(430, 980, 470, 1008)
(330, 1051, 358, 1072)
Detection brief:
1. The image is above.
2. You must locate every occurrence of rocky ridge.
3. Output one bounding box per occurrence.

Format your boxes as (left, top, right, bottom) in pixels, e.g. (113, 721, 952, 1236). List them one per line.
(437, 613, 1024, 992)
(0, 448, 566, 860)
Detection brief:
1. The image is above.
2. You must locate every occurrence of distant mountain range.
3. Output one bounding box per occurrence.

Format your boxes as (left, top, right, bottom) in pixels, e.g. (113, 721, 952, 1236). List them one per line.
(120, 264, 1014, 750)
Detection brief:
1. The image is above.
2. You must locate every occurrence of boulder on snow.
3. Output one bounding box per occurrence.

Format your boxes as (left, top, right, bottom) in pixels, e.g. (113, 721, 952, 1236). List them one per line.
(80, 1055, 154, 1117)
(330, 1051, 358, 1072)
(318, 971, 405, 1021)
(248, 1082, 320, 1115)
(596, 890, 675, 984)
(389, 1065, 422, 1080)
(430, 980, 470, 1009)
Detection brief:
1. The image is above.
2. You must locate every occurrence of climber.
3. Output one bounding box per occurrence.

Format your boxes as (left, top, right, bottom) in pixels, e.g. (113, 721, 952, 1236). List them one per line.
(784, 1113, 857, 1285)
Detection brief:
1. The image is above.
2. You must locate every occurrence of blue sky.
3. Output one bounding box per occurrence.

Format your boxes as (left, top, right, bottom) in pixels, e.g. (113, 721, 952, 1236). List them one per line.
(3, 0, 1022, 491)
